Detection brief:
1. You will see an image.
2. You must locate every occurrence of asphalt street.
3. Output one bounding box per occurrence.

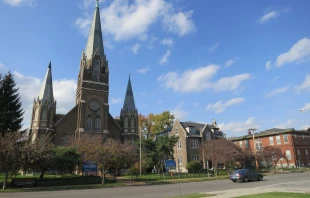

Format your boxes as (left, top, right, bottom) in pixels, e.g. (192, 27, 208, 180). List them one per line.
(2, 172, 310, 198)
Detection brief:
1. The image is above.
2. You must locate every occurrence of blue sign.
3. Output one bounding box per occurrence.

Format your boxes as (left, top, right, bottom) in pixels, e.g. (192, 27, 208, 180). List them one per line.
(82, 161, 97, 172)
(165, 160, 176, 171)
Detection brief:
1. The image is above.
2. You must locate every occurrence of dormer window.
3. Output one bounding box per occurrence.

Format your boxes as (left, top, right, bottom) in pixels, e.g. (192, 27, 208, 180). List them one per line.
(186, 126, 196, 134)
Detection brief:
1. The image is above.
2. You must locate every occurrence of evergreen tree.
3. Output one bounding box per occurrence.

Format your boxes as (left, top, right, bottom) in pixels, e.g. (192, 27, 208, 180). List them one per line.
(0, 72, 24, 136)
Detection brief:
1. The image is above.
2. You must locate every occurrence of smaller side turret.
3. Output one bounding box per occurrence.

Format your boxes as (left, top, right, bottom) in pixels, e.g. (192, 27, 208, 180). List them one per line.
(30, 62, 56, 142)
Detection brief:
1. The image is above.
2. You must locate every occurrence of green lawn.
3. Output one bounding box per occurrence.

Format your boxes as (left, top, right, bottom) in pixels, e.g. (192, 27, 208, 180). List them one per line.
(170, 193, 215, 198)
(235, 192, 310, 198)
(0, 174, 117, 191)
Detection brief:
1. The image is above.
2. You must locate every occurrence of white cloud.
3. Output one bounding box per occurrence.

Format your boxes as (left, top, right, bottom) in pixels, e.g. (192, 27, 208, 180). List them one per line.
(111, 98, 123, 104)
(194, 102, 199, 106)
(131, 43, 140, 54)
(160, 38, 174, 47)
(275, 38, 310, 67)
(270, 76, 279, 84)
(158, 65, 251, 93)
(266, 86, 290, 97)
(225, 58, 238, 67)
(12, 70, 77, 128)
(163, 10, 196, 36)
(157, 100, 163, 104)
(218, 117, 260, 136)
(137, 66, 150, 74)
(206, 97, 245, 113)
(211, 74, 252, 92)
(300, 124, 310, 130)
(259, 10, 280, 24)
(265, 61, 272, 70)
(300, 103, 310, 112)
(295, 74, 310, 93)
(275, 119, 297, 129)
(76, 0, 196, 41)
(208, 42, 220, 52)
(171, 103, 188, 121)
(2, 0, 35, 7)
(75, 14, 92, 37)
(159, 50, 171, 65)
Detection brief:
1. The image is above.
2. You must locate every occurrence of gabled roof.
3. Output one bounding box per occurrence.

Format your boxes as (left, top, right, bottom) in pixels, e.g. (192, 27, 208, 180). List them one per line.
(180, 121, 206, 137)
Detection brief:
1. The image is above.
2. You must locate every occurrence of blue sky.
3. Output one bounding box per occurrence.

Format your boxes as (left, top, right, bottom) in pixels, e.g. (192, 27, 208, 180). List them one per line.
(0, 0, 309, 137)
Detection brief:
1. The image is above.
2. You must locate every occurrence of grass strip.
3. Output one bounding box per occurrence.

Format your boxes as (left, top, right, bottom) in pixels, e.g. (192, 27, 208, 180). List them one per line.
(235, 192, 310, 198)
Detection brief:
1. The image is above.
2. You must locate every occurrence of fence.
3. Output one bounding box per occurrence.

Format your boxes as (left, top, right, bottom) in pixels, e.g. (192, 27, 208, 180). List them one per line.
(127, 169, 229, 181)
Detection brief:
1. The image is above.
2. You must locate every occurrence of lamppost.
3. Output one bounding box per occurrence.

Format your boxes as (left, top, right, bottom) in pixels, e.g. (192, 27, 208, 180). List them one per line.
(139, 129, 143, 176)
(249, 128, 259, 169)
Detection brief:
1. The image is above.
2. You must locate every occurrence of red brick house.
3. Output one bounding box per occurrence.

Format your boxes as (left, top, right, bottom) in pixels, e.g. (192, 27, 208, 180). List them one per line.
(230, 128, 310, 168)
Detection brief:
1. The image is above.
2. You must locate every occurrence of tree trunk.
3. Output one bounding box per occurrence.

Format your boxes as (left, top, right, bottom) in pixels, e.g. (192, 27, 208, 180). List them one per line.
(101, 168, 105, 185)
(2, 170, 9, 190)
(39, 171, 46, 180)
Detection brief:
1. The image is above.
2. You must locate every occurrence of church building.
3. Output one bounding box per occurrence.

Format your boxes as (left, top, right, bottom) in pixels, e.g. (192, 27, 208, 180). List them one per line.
(29, 0, 138, 145)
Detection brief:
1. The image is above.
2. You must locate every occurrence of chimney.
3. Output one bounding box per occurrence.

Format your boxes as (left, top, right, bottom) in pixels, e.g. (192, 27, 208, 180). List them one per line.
(248, 130, 251, 135)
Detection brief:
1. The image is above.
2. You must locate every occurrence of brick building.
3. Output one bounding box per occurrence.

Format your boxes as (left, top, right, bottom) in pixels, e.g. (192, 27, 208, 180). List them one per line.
(230, 128, 310, 168)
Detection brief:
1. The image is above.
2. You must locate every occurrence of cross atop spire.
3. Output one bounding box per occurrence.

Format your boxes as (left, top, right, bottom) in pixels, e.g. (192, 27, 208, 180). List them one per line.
(84, 0, 104, 60)
(96, 0, 99, 8)
(38, 62, 54, 104)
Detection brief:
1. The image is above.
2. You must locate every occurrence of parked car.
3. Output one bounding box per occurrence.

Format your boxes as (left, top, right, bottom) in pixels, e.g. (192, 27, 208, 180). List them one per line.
(229, 169, 263, 182)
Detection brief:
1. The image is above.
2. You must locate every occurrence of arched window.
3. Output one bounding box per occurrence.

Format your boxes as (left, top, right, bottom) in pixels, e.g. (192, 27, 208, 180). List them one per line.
(92, 59, 100, 82)
(50, 111, 54, 121)
(131, 117, 135, 128)
(124, 117, 128, 128)
(86, 115, 92, 131)
(95, 116, 101, 132)
(34, 108, 40, 120)
(41, 107, 48, 121)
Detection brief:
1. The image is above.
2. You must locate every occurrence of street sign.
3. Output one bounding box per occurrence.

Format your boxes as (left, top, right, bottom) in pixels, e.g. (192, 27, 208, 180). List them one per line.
(82, 161, 97, 172)
(165, 160, 176, 171)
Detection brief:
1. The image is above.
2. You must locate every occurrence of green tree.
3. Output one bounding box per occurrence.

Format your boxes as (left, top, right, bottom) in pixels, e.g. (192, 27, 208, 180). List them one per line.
(156, 135, 178, 173)
(151, 111, 175, 135)
(140, 138, 158, 171)
(186, 161, 203, 173)
(0, 72, 24, 136)
(53, 146, 82, 175)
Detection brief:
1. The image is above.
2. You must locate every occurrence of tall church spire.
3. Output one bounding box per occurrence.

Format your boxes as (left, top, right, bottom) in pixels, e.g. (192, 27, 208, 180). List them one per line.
(123, 75, 136, 111)
(38, 62, 54, 103)
(84, 0, 104, 60)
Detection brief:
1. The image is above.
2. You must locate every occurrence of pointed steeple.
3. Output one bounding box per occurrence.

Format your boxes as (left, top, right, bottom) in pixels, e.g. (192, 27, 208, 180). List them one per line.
(123, 75, 136, 111)
(38, 62, 54, 103)
(84, 0, 104, 60)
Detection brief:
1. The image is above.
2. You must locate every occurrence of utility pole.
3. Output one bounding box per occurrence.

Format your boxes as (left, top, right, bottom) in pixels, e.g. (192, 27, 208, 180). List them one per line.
(139, 129, 142, 175)
(249, 128, 259, 169)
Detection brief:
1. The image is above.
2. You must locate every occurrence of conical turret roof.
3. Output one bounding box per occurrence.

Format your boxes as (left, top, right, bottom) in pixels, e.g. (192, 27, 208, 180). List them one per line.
(84, 0, 105, 60)
(38, 62, 54, 103)
(123, 76, 136, 111)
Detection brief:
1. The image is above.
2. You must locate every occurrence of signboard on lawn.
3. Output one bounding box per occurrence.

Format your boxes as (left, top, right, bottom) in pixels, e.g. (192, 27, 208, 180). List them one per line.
(11, 178, 37, 187)
(165, 160, 176, 171)
(82, 161, 97, 172)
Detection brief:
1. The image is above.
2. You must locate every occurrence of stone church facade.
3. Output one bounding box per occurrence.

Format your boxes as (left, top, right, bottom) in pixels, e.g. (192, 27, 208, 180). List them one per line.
(29, 1, 138, 145)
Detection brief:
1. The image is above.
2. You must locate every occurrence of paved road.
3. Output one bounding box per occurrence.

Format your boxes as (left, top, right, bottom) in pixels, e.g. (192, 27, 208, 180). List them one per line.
(2, 172, 310, 198)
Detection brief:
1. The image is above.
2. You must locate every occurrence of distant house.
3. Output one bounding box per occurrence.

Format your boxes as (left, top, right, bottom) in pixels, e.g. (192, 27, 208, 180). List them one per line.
(156, 119, 225, 173)
(230, 128, 310, 168)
